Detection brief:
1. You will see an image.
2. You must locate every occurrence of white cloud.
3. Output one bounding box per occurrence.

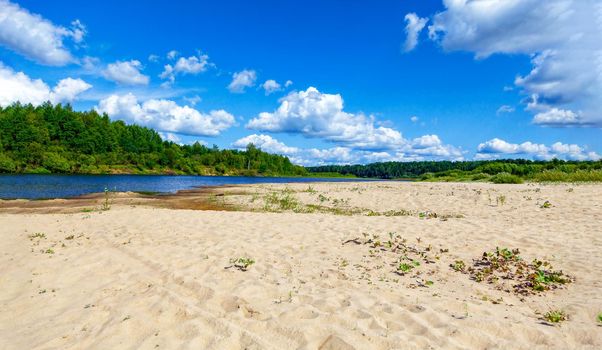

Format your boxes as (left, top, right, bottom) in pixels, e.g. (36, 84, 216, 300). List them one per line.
(532, 108, 587, 126)
(51, 77, 92, 103)
(148, 54, 160, 63)
(262, 79, 282, 95)
(158, 132, 181, 143)
(232, 134, 463, 166)
(232, 134, 299, 154)
(476, 138, 600, 160)
(403, 13, 428, 52)
(410, 116, 419, 123)
(228, 69, 257, 93)
(284, 80, 293, 88)
(247, 87, 406, 150)
(0, 62, 90, 106)
(496, 105, 515, 115)
(96, 93, 235, 137)
(103, 60, 149, 86)
(0, 0, 85, 65)
(420, 0, 602, 127)
(167, 50, 179, 60)
(160, 53, 211, 84)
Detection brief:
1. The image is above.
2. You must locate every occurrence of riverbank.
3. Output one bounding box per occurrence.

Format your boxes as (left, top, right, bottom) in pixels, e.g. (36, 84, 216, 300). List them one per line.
(1, 181, 601, 349)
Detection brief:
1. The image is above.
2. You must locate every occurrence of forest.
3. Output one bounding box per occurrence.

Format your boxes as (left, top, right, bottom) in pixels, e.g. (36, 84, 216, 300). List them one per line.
(0, 103, 306, 176)
(308, 159, 602, 183)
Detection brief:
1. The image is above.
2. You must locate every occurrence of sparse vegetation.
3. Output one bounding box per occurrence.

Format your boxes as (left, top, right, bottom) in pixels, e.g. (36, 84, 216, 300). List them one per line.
(227, 257, 255, 271)
(28, 232, 46, 239)
(453, 247, 573, 296)
(541, 200, 552, 209)
(544, 310, 568, 324)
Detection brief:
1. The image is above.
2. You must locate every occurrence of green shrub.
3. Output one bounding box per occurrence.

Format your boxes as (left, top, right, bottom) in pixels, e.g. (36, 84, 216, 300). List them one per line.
(42, 152, 71, 173)
(0, 153, 17, 173)
(491, 172, 524, 184)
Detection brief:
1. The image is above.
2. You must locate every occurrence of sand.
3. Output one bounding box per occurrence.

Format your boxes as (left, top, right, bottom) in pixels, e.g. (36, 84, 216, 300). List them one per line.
(1, 181, 601, 349)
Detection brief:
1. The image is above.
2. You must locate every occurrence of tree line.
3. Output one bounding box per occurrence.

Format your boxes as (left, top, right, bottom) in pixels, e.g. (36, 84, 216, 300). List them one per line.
(0, 102, 306, 176)
(308, 159, 602, 182)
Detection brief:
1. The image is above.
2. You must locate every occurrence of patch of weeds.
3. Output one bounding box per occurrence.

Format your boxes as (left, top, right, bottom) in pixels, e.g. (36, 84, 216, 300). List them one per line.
(28, 232, 46, 240)
(45, 248, 54, 254)
(451, 260, 466, 272)
(318, 194, 329, 203)
(496, 195, 506, 206)
(81, 208, 94, 213)
(263, 191, 300, 212)
(454, 247, 573, 296)
(540, 200, 552, 209)
(597, 312, 602, 324)
(304, 185, 317, 194)
(227, 257, 255, 271)
(544, 310, 567, 324)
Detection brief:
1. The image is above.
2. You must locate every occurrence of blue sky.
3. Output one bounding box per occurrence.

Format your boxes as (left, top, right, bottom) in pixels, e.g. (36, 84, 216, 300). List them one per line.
(1, 0, 600, 164)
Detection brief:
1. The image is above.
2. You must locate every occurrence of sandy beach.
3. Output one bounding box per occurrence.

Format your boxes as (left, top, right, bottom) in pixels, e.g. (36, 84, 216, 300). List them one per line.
(1, 181, 601, 349)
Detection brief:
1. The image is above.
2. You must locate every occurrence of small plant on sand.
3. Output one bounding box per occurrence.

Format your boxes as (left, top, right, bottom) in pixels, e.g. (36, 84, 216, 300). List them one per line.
(227, 257, 255, 271)
(28, 232, 46, 240)
(597, 312, 602, 324)
(101, 187, 112, 211)
(544, 310, 567, 324)
(45, 248, 54, 254)
(540, 200, 552, 209)
(304, 185, 317, 194)
(496, 195, 506, 206)
(451, 260, 466, 272)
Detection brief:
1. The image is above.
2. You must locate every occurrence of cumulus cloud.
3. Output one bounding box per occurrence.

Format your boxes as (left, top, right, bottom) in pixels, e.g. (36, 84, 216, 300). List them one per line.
(418, 0, 602, 127)
(0, 62, 90, 106)
(476, 138, 600, 160)
(160, 53, 211, 84)
(228, 69, 257, 93)
(262, 80, 282, 95)
(232, 133, 462, 166)
(96, 93, 235, 136)
(284, 80, 293, 88)
(0, 0, 85, 65)
(403, 13, 428, 52)
(232, 134, 299, 155)
(103, 60, 149, 86)
(246, 87, 465, 159)
(247, 87, 407, 150)
(532, 108, 586, 126)
(410, 116, 419, 123)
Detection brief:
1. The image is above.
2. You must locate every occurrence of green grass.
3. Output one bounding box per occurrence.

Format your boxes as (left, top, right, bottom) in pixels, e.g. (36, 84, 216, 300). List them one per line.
(597, 312, 602, 324)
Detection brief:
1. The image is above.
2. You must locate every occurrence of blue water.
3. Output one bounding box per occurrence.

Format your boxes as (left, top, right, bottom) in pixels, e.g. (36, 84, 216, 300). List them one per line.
(0, 174, 367, 199)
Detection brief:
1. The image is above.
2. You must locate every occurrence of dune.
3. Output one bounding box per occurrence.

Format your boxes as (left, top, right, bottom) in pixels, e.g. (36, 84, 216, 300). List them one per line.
(1, 181, 601, 349)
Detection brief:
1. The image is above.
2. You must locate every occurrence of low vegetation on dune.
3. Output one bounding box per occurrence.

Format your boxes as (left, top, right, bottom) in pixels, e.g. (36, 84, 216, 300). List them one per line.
(451, 247, 573, 297)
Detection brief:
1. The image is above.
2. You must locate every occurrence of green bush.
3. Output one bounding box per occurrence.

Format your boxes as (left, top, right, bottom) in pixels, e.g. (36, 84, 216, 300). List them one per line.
(0, 153, 17, 173)
(42, 152, 71, 173)
(491, 172, 524, 184)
